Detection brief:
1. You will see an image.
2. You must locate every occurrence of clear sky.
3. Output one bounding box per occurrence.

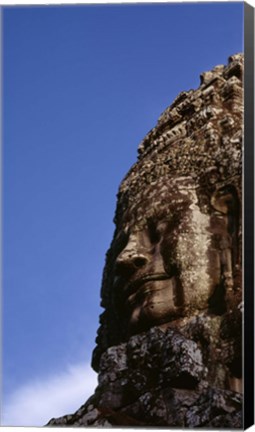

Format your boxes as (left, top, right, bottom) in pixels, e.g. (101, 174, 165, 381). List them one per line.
(2, 2, 243, 426)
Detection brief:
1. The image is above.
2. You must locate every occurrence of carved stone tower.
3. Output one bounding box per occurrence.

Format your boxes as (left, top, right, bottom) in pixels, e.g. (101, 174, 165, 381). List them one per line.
(48, 54, 243, 428)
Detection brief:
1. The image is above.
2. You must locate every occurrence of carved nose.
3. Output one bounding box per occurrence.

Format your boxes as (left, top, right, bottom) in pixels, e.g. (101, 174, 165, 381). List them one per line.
(115, 253, 148, 276)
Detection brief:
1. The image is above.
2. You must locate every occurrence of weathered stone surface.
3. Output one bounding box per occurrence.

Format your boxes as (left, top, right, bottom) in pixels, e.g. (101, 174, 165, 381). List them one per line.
(48, 326, 242, 427)
(47, 54, 243, 428)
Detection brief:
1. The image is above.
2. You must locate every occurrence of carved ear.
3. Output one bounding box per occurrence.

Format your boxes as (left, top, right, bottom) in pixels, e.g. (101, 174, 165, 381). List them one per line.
(210, 186, 238, 215)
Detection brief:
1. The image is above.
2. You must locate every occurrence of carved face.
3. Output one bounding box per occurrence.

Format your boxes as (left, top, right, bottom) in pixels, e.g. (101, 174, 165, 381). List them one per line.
(112, 177, 234, 335)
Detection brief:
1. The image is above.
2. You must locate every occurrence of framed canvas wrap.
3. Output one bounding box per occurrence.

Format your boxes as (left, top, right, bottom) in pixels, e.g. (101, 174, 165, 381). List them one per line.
(2, 1, 254, 429)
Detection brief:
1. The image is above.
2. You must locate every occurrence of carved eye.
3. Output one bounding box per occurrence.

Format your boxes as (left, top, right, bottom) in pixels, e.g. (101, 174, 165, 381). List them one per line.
(148, 220, 161, 244)
(115, 231, 129, 256)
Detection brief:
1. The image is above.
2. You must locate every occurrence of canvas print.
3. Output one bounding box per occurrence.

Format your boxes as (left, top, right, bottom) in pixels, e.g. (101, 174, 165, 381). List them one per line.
(2, 1, 252, 429)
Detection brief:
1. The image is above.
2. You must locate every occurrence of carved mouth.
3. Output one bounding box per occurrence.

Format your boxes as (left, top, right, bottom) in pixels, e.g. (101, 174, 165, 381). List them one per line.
(124, 273, 171, 300)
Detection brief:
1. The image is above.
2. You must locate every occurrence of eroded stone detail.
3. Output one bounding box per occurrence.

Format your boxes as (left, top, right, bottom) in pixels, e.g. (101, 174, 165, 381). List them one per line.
(47, 53, 243, 428)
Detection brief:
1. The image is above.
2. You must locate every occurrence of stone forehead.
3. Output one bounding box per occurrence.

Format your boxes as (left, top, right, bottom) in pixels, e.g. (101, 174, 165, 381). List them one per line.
(115, 175, 200, 232)
(122, 174, 198, 203)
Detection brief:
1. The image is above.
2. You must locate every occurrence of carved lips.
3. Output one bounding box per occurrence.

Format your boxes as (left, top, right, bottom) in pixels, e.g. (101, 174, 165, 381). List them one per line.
(124, 273, 171, 305)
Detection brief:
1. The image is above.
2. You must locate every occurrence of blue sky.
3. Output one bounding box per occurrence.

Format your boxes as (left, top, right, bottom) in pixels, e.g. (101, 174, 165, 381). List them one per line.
(2, 2, 243, 426)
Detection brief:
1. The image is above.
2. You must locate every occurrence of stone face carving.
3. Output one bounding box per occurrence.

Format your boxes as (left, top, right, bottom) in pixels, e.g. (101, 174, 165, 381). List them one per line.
(111, 178, 235, 338)
(47, 54, 243, 428)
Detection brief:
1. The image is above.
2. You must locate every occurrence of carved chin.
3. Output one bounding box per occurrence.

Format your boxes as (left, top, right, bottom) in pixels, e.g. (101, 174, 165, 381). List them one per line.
(127, 280, 183, 332)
